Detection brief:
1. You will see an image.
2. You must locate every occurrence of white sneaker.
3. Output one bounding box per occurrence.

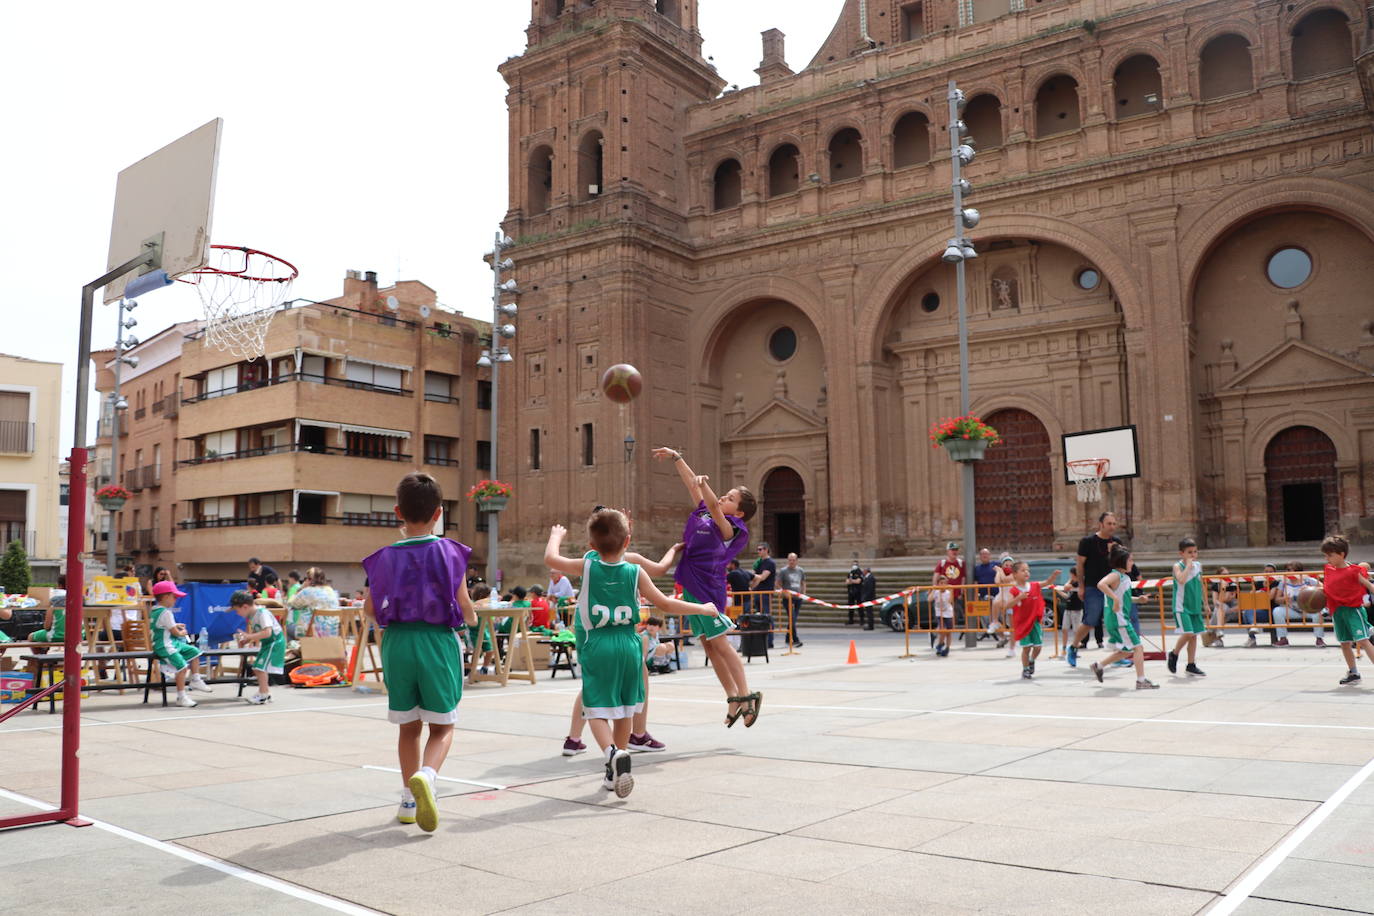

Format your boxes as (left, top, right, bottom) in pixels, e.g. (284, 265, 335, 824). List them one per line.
(610, 748, 634, 798)
(174, 694, 198, 708)
(188, 676, 214, 694)
(243, 693, 272, 705)
(1005, 646, 1015, 658)
(396, 797, 417, 824)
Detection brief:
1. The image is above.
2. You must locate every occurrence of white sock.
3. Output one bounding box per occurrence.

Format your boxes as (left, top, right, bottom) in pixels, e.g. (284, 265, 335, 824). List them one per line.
(401, 787, 415, 802)
(420, 765, 437, 785)
(605, 745, 617, 760)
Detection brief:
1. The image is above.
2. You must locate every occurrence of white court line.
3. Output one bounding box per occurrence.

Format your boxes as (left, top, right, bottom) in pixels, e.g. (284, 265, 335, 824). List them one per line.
(0, 786, 382, 915)
(647, 695, 1374, 733)
(1207, 752, 1374, 915)
(360, 765, 506, 791)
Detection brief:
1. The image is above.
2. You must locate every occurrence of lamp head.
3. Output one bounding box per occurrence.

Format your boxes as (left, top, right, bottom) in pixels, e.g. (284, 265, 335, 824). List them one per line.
(497, 257, 514, 271)
(960, 208, 981, 229)
(957, 144, 976, 165)
(476, 351, 492, 368)
(941, 242, 965, 264)
(961, 241, 978, 260)
(498, 324, 516, 339)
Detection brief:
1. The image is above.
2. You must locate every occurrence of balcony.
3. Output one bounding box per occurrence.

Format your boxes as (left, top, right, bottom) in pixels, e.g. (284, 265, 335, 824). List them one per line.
(0, 420, 34, 453)
(173, 514, 404, 566)
(124, 468, 144, 492)
(180, 442, 413, 467)
(137, 528, 157, 551)
(134, 407, 147, 420)
(180, 514, 398, 531)
(140, 466, 161, 489)
(120, 528, 138, 551)
(181, 371, 412, 406)
(161, 394, 179, 418)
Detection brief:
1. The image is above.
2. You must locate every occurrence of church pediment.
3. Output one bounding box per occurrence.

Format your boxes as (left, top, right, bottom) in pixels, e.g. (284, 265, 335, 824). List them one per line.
(1223, 340, 1373, 391)
(728, 398, 826, 440)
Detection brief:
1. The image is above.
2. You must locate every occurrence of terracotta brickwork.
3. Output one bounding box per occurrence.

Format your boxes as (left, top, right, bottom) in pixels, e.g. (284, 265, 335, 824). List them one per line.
(496, 0, 1374, 573)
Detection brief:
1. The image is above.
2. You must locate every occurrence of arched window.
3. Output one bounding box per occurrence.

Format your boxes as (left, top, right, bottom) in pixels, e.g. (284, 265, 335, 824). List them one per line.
(1113, 55, 1163, 118)
(828, 128, 863, 182)
(550, 0, 565, 19)
(1200, 33, 1254, 100)
(768, 144, 801, 197)
(892, 112, 931, 167)
(963, 94, 1002, 149)
(577, 131, 604, 201)
(656, 0, 680, 25)
(527, 145, 554, 214)
(713, 158, 742, 210)
(1035, 75, 1081, 137)
(1292, 9, 1353, 79)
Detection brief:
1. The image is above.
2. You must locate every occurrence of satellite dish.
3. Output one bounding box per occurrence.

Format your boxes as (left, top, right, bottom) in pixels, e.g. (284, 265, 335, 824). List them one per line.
(385, 295, 399, 311)
(419, 304, 432, 318)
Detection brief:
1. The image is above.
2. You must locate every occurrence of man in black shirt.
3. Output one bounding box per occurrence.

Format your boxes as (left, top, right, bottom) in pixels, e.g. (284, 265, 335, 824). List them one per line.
(859, 567, 877, 629)
(247, 557, 278, 595)
(1067, 513, 1122, 668)
(845, 563, 863, 625)
(750, 543, 778, 647)
(726, 559, 753, 614)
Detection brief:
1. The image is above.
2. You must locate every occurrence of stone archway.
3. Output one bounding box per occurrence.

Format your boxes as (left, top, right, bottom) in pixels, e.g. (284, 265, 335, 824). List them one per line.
(973, 408, 1054, 551)
(762, 466, 806, 557)
(1265, 426, 1338, 543)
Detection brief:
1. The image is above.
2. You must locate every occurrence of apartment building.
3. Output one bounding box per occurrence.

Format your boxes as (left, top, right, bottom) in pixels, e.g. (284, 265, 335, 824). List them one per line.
(0, 354, 64, 580)
(168, 271, 491, 589)
(93, 321, 199, 578)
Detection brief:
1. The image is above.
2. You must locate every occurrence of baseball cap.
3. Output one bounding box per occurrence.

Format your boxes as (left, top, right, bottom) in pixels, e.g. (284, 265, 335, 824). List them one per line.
(945, 541, 959, 550)
(151, 580, 186, 598)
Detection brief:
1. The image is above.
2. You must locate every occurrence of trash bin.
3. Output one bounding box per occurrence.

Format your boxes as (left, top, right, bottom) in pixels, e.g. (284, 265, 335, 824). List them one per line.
(736, 613, 771, 662)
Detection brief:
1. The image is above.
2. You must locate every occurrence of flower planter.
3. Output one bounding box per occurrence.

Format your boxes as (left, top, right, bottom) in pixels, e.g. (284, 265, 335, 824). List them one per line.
(97, 497, 127, 512)
(476, 496, 509, 512)
(941, 438, 989, 462)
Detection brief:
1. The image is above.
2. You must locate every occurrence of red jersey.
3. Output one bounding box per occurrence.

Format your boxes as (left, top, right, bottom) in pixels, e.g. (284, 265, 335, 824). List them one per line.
(1010, 582, 1044, 641)
(529, 596, 553, 629)
(1324, 564, 1368, 610)
(936, 557, 965, 587)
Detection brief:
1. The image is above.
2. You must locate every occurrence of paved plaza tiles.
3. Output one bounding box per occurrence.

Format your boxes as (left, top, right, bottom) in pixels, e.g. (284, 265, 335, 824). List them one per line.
(3, 629, 1373, 914)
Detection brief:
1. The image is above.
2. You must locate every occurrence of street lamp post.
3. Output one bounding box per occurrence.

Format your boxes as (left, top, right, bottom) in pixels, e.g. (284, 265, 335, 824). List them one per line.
(477, 231, 518, 593)
(944, 80, 982, 562)
(106, 298, 139, 574)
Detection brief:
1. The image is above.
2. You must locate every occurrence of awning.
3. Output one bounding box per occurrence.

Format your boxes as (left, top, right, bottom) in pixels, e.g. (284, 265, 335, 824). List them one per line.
(339, 423, 409, 439)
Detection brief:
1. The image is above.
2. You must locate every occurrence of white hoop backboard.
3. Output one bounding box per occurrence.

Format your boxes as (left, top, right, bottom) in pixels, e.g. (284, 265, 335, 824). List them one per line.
(1062, 424, 1139, 484)
(103, 118, 222, 303)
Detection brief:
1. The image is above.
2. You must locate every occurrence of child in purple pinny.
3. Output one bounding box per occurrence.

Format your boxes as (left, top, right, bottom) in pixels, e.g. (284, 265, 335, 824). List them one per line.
(652, 446, 763, 728)
(362, 473, 476, 832)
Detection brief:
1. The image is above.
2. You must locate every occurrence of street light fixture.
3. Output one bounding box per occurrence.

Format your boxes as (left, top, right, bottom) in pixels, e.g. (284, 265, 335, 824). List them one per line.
(480, 229, 518, 592)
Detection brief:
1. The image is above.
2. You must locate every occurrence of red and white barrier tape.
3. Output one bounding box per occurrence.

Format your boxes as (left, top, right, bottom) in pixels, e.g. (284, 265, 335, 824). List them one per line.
(775, 588, 916, 610)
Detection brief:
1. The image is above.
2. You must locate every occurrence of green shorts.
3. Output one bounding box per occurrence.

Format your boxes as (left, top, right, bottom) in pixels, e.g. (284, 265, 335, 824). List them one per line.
(465, 624, 492, 652)
(579, 628, 645, 719)
(155, 641, 201, 675)
(253, 633, 286, 674)
(1104, 615, 1141, 651)
(682, 588, 735, 641)
(1333, 606, 1372, 645)
(1173, 610, 1206, 635)
(1019, 622, 1043, 647)
(381, 622, 463, 725)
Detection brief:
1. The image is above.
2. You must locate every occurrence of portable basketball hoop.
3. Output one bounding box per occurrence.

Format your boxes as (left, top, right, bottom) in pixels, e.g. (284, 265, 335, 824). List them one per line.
(183, 244, 298, 360)
(1067, 459, 1109, 503)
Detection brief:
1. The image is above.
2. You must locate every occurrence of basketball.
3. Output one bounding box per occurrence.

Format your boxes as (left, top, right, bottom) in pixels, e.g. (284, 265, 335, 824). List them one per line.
(1297, 585, 1326, 614)
(600, 363, 643, 403)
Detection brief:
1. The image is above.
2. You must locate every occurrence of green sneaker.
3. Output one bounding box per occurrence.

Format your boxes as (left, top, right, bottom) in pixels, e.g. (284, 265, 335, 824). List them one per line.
(407, 773, 438, 832)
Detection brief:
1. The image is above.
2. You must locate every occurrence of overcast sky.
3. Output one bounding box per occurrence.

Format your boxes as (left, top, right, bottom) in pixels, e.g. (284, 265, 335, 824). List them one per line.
(2, 1, 836, 454)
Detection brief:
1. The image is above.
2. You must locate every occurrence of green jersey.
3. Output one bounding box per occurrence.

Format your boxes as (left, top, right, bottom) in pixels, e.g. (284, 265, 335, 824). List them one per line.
(574, 551, 641, 642)
(574, 550, 646, 719)
(1173, 560, 1203, 616)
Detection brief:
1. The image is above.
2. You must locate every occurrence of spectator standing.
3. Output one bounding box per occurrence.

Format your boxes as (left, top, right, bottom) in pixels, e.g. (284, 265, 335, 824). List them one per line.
(1067, 513, 1123, 668)
(935, 542, 966, 636)
(750, 543, 778, 647)
(972, 548, 998, 599)
(776, 553, 806, 648)
(246, 557, 279, 595)
(726, 559, 753, 614)
(859, 567, 877, 630)
(845, 561, 863, 625)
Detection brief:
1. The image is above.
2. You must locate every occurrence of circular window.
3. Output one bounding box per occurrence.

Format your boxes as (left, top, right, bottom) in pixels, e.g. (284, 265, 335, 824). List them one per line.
(921, 292, 941, 313)
(1266, 248, 1312, 289)
(1075, 268, 1100, 290)
(768, 326, 797, 361)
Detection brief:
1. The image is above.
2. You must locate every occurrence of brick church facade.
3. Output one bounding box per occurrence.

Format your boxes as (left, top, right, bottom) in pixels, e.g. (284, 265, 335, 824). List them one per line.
(492, 0, 1374, 573)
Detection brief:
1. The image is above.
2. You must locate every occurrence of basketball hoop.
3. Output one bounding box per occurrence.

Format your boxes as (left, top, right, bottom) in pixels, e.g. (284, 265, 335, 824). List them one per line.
(182, 245, 298, 360)
(1067, 459, 1109, 503)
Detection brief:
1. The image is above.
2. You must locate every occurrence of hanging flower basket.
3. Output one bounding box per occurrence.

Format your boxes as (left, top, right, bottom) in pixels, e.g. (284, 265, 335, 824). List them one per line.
(468, 479, 512, 512)
(929, 415, 1002, 462)
(95, 484, 132, 511)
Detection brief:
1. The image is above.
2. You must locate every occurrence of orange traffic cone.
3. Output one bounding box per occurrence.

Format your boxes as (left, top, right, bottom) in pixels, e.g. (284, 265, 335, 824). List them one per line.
(846, 640, 859, 665)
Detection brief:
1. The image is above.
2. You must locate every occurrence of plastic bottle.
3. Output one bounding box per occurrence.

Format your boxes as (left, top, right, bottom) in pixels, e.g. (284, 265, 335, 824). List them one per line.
(198, 626, 210, 647)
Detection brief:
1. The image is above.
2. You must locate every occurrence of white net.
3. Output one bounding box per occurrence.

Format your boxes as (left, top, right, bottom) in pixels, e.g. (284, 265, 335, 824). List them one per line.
(1068, 459, 1109, 503)
(186, 246, 296, 361)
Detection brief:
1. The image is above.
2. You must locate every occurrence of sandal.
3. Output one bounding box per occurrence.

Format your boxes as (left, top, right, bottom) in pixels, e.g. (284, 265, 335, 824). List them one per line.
(742, 691, 763, 728)
(725, 696, 747, 728)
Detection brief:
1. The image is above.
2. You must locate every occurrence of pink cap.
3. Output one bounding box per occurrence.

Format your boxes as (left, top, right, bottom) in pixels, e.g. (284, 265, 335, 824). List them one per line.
(151, 580, 186, 598)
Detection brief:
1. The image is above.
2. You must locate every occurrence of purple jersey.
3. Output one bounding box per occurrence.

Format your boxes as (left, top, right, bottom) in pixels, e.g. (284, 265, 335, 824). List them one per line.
(674, 501, 749, 611)
(362, 535, 471, 629)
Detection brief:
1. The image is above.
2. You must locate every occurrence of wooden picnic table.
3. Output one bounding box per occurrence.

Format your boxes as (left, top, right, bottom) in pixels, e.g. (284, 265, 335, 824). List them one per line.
(22, 647, 261, 713)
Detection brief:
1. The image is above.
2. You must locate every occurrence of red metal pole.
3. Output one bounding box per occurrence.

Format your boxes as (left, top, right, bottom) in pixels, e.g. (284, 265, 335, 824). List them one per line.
(59, 446, 90, 826)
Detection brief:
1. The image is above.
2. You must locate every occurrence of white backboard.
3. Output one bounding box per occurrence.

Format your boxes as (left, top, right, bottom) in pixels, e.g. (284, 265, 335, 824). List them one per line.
(103, 118, 221, 303)
(1062, 424, 1139, 483)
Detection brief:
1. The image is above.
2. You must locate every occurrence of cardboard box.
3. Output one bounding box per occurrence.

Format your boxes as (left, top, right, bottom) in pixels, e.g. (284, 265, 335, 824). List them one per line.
(298, 636, 347, 669)
(26, 587, 55, 608)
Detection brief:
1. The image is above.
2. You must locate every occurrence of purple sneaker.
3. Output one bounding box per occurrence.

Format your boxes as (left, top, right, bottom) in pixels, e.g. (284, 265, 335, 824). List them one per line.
(561, 737, 587, 757)
(629, 732, 666, 752)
